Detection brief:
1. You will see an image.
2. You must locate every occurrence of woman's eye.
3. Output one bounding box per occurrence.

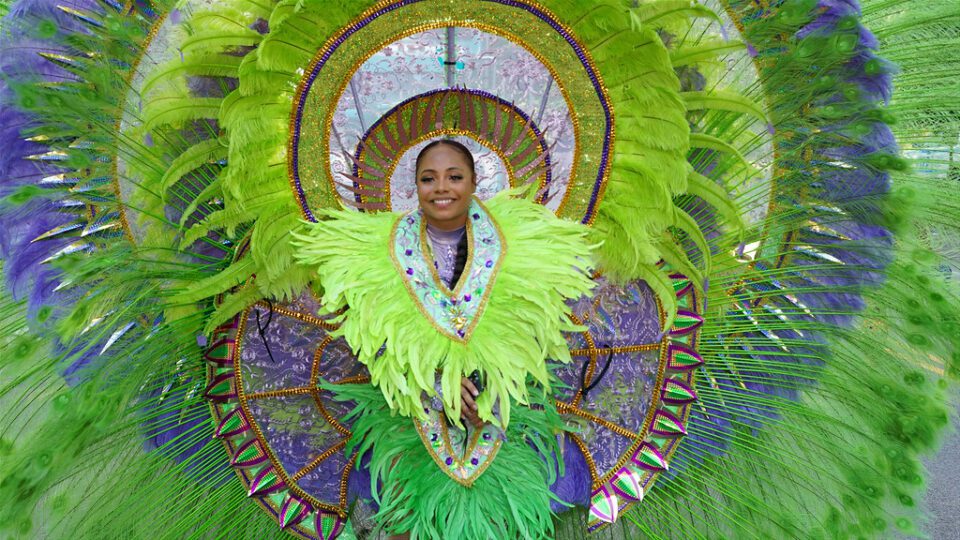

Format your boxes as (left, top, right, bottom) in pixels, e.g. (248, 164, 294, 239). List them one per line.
(419, 176, 433, 183)
(451, 175, 463, 181)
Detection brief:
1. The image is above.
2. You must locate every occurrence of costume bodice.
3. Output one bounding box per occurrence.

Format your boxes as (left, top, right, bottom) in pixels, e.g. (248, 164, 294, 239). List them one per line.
(425, 224, 465, 288)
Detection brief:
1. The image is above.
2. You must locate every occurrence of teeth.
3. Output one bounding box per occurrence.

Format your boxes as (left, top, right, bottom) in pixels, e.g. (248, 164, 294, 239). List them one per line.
(433, 199, 453, 204)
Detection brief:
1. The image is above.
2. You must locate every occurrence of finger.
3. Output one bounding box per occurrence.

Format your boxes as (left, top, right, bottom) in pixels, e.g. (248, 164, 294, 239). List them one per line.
(461, 388, 477, 411)
(462, 389, 478, 411)
(462, 378, 479, 397)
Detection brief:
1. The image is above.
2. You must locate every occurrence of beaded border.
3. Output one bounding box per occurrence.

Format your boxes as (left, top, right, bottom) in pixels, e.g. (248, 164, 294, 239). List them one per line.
(412, 412, 504, 488)
(289, 0, 612, 225)
(559, 286, 668, 487)
(315, 19, 581, 217)
(306, 19, 579, 218)
(387, 196, 507, 343)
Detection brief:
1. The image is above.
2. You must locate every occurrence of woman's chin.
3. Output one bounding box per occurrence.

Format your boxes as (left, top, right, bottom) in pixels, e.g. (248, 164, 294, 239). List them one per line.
(425, 208, 468, 227)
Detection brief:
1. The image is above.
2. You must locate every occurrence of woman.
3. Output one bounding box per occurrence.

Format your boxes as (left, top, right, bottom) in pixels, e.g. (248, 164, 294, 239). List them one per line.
(411, 140, 486, 429)
(294, 138, 595, 538)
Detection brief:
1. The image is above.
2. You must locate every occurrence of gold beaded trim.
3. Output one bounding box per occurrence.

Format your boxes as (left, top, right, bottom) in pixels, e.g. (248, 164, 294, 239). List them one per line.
(309, 337, 354, 437)
(555, 401, 638, 439)
(290, 440, 348, 482)
(316, 19, 579, 216)
(113, 13, 168, 245)
(260, 302, 340, 331)
(568, 344, 661, 357)
(245, 385, 315, 400)
(333, 375, 372, 385)
(567, 312, 597, 409)
(310, 336, 334, 384)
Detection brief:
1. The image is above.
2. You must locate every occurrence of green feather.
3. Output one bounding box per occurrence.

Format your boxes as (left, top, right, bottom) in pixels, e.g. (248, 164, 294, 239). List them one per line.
(160, 138, 226, 195)
(682, 90, 770, 124)
(328, 379, 566, 540)
(141, 55, 244, 96)
(293, 192, 594, 424)
(685, 168, 746, 232)
(670, 40, 748, 66)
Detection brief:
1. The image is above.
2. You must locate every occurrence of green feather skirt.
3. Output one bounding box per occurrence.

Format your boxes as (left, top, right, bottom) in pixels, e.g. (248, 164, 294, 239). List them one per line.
(330, 381, 567, 540)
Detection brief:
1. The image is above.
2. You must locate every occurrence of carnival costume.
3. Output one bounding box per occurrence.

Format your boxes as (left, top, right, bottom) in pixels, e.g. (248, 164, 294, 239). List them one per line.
(1, 0, 959, 539)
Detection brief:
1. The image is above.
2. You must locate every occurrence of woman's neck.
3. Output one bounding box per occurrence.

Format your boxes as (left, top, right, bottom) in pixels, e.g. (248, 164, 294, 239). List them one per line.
(426, 222, 466, 241)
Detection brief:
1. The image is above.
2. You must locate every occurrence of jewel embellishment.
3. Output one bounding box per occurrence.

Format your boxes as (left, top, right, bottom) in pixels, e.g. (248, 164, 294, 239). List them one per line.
(414, 400, 503, 486)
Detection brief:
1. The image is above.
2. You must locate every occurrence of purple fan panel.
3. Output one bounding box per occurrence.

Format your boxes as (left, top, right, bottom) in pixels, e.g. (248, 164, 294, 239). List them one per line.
(551, 278, 663, 503)
(239, 300, 367, 502)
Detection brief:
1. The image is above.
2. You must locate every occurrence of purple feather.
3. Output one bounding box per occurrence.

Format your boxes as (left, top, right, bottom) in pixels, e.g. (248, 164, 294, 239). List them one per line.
(0, 0, 108, 311)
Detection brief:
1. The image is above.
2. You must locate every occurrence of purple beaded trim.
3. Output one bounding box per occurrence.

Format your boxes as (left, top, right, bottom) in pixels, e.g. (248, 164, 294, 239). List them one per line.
(291, 0, 612, 224)
(487, 0, 611, 223)
(349, 88, 553, 206)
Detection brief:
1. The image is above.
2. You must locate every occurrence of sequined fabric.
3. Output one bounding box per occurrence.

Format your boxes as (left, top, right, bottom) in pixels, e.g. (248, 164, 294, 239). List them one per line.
(238, 302, 367, 503)
(232, 267, 666, 515)
(553, 277, 663, 480)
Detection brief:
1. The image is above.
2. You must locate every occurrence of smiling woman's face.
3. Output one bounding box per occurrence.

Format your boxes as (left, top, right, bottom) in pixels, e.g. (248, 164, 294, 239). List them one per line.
(415, 143, 477, 230)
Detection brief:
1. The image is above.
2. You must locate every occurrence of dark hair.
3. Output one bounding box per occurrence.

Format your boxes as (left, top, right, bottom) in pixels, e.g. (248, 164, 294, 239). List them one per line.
(451, 233, 469, 288)
(414, 139, 476, 179)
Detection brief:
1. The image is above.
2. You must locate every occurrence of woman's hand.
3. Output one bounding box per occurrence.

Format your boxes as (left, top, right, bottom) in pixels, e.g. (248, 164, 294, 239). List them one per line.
(460, 377, 484, 428)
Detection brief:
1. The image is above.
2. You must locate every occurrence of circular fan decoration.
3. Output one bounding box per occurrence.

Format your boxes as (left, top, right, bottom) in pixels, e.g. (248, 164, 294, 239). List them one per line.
(334, 88, 554, 212)
(2, 0, 957, 538)
(554, 269, 704, 529)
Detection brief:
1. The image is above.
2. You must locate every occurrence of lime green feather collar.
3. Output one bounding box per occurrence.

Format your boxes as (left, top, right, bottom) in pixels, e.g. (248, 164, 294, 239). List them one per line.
(293, 192, 594, 426)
